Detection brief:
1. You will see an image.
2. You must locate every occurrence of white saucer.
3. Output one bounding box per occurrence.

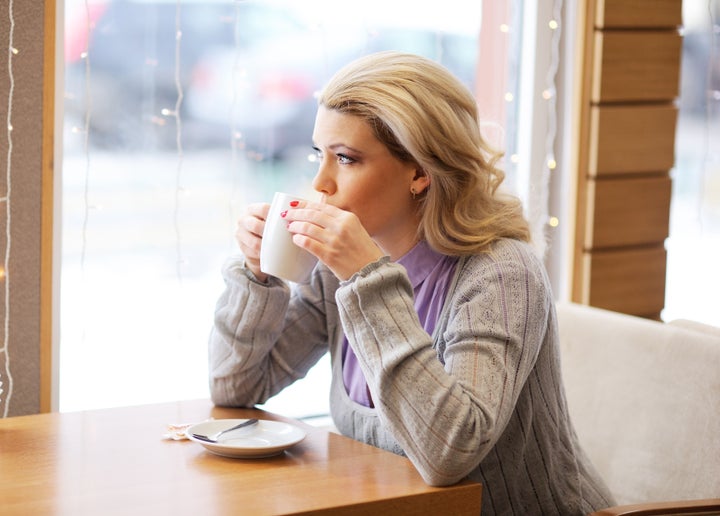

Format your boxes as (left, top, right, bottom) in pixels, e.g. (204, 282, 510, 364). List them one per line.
(186, 419, 306, 458)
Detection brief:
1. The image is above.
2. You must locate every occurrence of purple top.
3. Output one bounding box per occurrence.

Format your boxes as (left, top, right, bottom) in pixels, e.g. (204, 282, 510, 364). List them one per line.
(341, 240, 459, 407)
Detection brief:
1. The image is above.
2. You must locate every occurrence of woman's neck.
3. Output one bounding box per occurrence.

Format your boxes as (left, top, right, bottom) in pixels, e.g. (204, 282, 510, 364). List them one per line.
(377, 231, 421, 261)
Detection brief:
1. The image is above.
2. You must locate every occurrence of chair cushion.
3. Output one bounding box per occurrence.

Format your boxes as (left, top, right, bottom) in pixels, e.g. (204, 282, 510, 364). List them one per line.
(556, 302, 720, 505)
(668, 318, 720, 339)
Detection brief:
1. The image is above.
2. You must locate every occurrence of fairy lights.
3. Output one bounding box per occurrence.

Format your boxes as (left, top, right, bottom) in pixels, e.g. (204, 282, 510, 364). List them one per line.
(79, 0, 92, 273)
(171, 4, 187, 283)
(699, 2, 720, 227)
(542, 1, 563, 239)
(1, 0, 16, 418)
(502, 0, 564, 251)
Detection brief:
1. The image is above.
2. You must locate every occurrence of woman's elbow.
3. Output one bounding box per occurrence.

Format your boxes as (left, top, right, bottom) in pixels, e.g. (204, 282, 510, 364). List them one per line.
(418, 466, 471, 487)
(209, 376, 247, 407)
(412, 453, 480, 487)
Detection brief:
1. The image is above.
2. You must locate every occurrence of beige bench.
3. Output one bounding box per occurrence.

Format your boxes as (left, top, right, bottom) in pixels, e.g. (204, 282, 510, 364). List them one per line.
(556, 302, 720, 515)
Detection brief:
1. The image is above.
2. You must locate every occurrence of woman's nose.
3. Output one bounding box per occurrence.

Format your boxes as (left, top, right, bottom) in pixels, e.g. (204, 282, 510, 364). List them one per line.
(312, 161, 335, 196)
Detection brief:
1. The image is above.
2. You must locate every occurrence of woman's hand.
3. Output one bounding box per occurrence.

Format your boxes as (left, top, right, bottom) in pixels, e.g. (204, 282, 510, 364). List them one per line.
(235, 202, 270, 283)
(283, 200, 384, 281)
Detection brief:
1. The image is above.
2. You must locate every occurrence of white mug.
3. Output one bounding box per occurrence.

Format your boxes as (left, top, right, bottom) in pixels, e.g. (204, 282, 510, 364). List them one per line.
(260, 192, 318, 283)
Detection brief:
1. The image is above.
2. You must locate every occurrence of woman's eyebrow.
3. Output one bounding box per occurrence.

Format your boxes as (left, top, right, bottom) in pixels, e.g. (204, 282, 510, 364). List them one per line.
(328, 143, 363, 154)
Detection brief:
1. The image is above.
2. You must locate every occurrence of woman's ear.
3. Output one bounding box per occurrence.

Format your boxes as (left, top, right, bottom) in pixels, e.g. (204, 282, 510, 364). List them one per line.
(411, 169, 431, 194)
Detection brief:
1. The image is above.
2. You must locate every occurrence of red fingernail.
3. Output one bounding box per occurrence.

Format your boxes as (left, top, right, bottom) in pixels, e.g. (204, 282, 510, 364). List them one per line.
(280, 210, 288, 218)
(289, 200, 299, 207)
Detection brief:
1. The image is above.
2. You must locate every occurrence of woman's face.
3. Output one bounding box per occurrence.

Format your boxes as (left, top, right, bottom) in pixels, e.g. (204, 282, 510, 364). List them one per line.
(311, 106, 427, 255)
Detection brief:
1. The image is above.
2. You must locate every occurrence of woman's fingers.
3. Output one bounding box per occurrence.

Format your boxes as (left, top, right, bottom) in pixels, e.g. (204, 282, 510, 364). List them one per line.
(284, 203, 356, 243)
(235, 203, 270, 280)
(283, 202, 383, 280)
(236, 203, 268, 245)
(246, 202, 271, 224)
(284, 201, 355, 236)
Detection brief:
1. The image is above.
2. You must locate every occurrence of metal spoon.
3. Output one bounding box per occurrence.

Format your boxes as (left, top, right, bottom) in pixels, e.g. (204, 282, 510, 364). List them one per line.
(191, 418, 259, 443)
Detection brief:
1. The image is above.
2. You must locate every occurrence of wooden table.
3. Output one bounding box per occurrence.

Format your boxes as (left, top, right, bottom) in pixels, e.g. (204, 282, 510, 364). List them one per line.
(0, 399, 481, 515)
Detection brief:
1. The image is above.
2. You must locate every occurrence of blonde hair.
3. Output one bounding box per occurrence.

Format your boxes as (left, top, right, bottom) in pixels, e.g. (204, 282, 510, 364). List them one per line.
(318, 51, 531, 255)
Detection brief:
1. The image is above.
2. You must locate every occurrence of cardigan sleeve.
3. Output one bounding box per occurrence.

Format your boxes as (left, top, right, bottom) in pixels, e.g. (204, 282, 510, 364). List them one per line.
(334, 243, 552, 486)
(208, 256, 333, 407)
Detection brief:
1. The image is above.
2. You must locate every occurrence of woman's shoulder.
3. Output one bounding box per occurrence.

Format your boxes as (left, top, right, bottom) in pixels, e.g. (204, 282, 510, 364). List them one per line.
(463, 238, 544, 270)
(454, 238, 552, 295)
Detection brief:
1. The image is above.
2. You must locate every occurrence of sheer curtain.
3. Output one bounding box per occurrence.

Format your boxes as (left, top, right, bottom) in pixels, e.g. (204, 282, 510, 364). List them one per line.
(476, 0, 572, 298)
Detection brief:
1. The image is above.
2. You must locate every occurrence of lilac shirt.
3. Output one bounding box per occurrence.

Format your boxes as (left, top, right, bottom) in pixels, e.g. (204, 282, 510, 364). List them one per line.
(341, 240, 459, 407)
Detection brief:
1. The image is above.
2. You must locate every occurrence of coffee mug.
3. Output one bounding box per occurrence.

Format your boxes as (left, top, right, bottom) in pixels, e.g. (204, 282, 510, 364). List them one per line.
(260, 192, 318, 283)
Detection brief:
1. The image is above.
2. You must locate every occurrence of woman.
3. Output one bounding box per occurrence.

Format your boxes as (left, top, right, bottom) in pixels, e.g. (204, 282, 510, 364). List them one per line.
(209, 51, 614, 515)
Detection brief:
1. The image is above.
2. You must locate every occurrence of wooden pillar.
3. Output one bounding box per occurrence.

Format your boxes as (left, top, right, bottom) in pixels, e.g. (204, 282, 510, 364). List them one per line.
(572, 0, 683, 319)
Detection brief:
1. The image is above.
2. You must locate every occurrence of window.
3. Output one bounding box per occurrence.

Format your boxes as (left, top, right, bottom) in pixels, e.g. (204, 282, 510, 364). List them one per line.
(60, 0, 491, 417)
(39, 0, 718, 423)
(664, 2, 720, 327)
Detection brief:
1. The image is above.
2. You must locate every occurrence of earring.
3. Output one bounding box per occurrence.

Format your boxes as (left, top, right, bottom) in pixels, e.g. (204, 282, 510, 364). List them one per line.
(410, 187, 416, 200)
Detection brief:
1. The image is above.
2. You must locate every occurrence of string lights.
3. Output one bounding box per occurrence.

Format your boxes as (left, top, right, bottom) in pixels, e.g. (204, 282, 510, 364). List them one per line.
(700, 0, 719, 227)
(528, 0, 564, 256)
(80, 0, 92, 273)
(228, 0, 247, 249)
(170, 1, 186, 283)
(543, 0, 563, 189)
(502, 0, 564, 255)
(1, 0, 16, 418)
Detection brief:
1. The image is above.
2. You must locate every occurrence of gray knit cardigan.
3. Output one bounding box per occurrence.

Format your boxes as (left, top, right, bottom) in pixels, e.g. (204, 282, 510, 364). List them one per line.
(209, 238, 615, 515)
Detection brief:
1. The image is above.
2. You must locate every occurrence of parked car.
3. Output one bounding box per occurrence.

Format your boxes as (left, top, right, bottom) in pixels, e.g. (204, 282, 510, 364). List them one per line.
(65, 0, 313, 152)
(65, 0, 479, 158)
(183, 27, 362, 159)
(184, 26, 478, 158)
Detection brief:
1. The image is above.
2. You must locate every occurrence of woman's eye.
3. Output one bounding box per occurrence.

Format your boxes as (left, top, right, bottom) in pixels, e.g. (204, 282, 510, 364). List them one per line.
(337, 154, 355, 165)
(312, 146, 355, 165)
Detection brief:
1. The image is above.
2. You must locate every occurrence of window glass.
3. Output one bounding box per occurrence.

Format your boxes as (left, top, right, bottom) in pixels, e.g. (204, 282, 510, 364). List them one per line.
(59, 1, 718, 418)
(664, 3, 720, 327)
(60, 0, 486, 416)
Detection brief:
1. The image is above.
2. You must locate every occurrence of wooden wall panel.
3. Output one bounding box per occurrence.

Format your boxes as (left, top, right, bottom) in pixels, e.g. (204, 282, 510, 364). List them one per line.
(589, 176, 672, 248)
(596, 0, 682, 29)
(589, 104, 678, 176)
(592, 31, 682, 102)
(571, 0, 682, 319)
(585, 246, 667, 318)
